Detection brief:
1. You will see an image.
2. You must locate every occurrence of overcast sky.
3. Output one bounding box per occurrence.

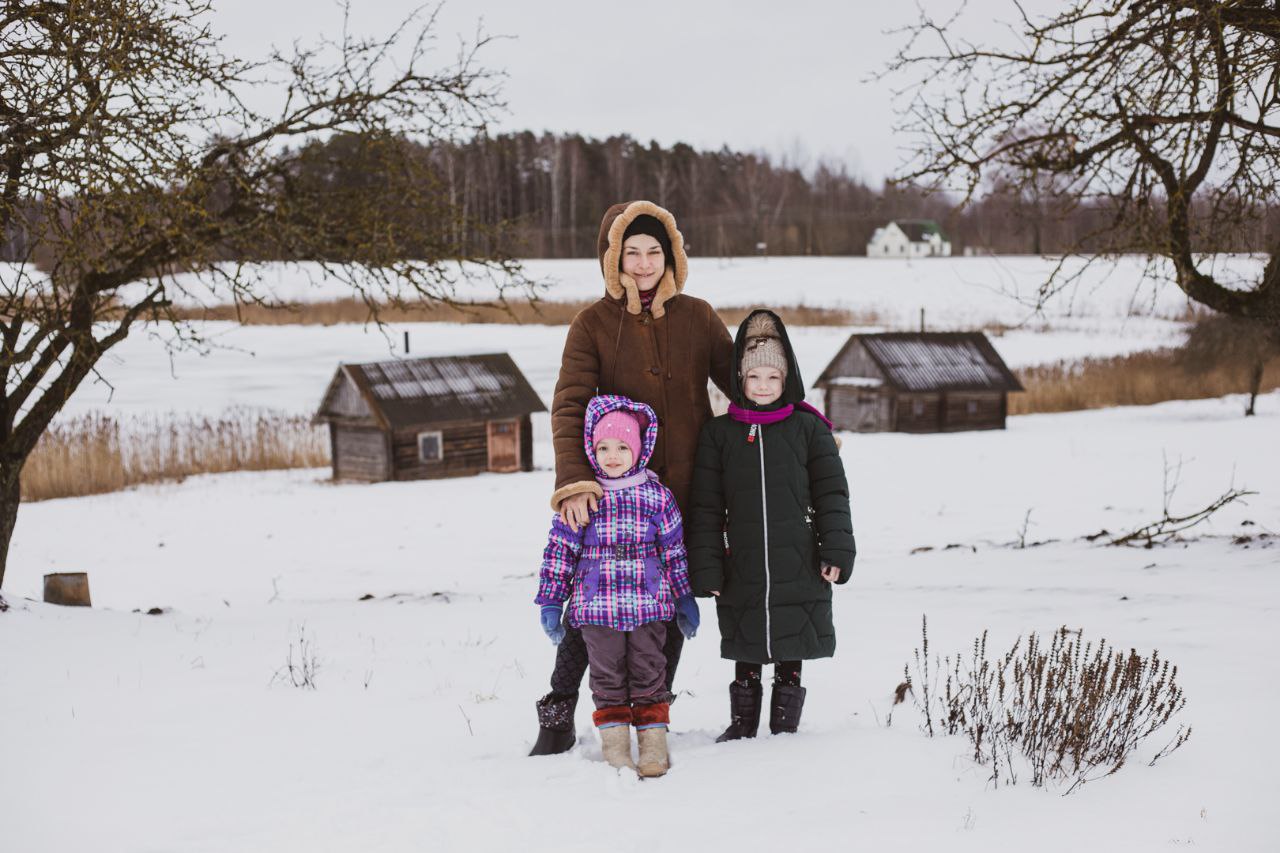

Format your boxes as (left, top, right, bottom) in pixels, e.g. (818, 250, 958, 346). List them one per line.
(211, 0, 1031, 183)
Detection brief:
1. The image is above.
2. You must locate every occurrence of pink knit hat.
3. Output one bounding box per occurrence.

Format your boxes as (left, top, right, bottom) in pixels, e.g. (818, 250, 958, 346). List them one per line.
(592, 409, 643, 460)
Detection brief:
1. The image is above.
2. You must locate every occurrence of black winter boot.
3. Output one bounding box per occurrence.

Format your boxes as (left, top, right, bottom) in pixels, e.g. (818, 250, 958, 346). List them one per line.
(769, 684, 807, 734)
(715, 680, 763, 743)
(529, 692, 578, 756)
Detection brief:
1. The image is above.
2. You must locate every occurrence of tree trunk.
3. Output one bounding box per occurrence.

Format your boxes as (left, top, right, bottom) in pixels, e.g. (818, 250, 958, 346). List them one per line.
(0, 460, 21, 590)
(1246, 359, 1264, 416)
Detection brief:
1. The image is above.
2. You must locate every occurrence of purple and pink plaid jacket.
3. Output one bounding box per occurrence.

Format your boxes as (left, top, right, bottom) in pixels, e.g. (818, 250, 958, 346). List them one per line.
(536, 395, 692, 631)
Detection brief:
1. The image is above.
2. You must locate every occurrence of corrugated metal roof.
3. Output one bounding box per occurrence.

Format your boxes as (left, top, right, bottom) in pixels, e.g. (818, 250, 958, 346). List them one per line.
(316, 353, 546, 429)
(818, 333, 1023, 393)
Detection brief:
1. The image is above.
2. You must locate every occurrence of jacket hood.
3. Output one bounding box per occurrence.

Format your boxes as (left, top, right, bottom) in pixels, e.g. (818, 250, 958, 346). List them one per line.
(730, 309, 806, 408)
(596, 200, 688, 318)
(583, 394, 659, 477)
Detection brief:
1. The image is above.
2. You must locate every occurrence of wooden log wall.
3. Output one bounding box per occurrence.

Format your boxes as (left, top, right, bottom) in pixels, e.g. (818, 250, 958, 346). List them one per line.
(520, 415, 534, 472)
(894, 393, 942, 432)
(391, 420, 489, 480)
(942, 392, 1006, 431)
(332, 424, 390, 481)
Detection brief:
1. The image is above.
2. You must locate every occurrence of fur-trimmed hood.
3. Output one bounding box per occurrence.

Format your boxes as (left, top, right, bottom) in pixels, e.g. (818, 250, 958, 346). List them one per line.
(596, 200, 689, 318)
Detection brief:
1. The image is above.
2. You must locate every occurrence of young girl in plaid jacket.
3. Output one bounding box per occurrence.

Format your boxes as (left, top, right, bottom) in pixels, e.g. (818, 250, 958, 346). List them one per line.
(536, 394, 699, 777)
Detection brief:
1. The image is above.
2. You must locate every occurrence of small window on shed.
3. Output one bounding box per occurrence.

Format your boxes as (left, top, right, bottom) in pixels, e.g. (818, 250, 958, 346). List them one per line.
(912, 399, 924, 417)
(418, 431, 443, 462)
(966, 399, 978, 415)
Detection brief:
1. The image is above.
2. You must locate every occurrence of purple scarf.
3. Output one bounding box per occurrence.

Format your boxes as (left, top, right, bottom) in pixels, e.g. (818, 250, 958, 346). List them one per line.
(597, 469, 660, 491)
(727, 400, 834, 430)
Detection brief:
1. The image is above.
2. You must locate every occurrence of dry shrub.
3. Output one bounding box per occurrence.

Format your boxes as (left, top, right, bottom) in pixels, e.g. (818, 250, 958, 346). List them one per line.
(897, 617, 1191, 793)
(167, 298, 877, 327)
(1011, 348, 1280, 414)
(22, 410, 328, 502)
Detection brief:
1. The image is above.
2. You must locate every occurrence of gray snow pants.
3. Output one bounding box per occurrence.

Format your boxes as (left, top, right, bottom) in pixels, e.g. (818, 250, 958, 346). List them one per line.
(580, 622, 668, 710)
(548, 617, 683, 697)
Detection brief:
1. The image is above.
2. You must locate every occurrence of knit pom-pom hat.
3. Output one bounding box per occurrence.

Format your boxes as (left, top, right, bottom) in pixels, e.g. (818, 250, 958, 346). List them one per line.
(739, 312, 789, 378)
(591, 409, 643, 461)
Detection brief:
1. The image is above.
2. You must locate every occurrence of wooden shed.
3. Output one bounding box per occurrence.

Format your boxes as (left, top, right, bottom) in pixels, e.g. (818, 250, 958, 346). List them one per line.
(313, 353, 546, 481)
(815, 332, 1022, 433)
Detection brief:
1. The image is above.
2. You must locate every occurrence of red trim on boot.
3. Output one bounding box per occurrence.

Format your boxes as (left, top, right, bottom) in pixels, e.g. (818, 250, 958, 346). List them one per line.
(592, 705, 633, 728)
(632, 702, 670, 728)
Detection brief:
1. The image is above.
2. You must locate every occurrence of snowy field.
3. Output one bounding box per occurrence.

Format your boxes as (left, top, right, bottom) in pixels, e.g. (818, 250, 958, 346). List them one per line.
(4, 256, 1276, 851)
(133, 253, 1263, 326)
(2, 393, 1278, 852)
(10, 253, 1221, 423)
(61, 315, 1187, 424)
(6, 253, 1266, 329)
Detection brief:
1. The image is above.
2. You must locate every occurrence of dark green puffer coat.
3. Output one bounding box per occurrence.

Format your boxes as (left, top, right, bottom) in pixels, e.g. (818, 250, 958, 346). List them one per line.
(687, 309, 855, 663)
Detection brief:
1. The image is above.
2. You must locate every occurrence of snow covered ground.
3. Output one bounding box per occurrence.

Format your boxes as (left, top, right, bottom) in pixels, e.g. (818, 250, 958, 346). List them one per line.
(9, 253, 1263, 327)
(133, 254, 1263, 325)
(63, 315, 1186, 422)
(3, 393, 1278, 852)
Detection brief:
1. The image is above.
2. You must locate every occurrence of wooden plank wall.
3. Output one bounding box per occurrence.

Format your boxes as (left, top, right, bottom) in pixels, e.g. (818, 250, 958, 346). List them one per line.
(520, 415, 534, 472)
(942, 392, 1007, 431)
(391, 421, 488, 480)
(826, 387, 891, 432)
(827, 341, 885, 382)
(894, 393, 942, 432)
(332, 424, 389, 481)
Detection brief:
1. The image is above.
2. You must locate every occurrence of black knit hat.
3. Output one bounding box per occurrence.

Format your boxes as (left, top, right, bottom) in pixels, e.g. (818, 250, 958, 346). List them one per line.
(621, 214, 674, 271)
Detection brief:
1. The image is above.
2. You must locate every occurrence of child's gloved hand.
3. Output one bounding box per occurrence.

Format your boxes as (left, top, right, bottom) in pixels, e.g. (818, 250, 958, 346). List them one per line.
(540, 605, 566, 644)
(674, 595, 700, 639)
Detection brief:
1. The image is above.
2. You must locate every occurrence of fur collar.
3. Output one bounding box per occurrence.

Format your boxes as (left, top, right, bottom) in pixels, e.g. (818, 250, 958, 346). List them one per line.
(599, 200, 688, 318)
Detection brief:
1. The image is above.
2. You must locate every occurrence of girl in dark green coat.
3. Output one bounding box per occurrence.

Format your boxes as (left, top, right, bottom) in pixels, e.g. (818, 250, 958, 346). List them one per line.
(688, 309, 855, 740)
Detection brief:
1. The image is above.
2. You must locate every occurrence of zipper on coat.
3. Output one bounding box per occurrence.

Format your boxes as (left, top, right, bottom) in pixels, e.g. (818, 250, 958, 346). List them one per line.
(756, 422, 772, 660)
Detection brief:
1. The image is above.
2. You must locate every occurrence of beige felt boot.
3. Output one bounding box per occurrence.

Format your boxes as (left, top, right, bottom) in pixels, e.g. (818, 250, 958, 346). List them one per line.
(599, 724, 636, 770)
(636, 726, 670, 777)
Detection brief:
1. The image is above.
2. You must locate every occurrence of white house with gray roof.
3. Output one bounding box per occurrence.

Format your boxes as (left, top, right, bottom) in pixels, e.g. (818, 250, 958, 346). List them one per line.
(866, 220, 952, 258)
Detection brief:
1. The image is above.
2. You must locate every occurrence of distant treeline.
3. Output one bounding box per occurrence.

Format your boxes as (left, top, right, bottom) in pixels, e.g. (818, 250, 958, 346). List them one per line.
(6, 131, 1277, 264)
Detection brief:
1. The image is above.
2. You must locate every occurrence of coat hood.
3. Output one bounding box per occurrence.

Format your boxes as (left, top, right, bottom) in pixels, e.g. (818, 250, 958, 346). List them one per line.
(582, 394, 659, 477)
(596, 200, 689, 318)
(730, 309, 806, 408)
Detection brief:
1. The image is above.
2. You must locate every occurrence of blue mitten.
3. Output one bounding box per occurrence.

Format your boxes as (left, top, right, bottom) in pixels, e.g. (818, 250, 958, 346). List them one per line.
(674, 595, 700, 639)
(540, 605, 565, 645)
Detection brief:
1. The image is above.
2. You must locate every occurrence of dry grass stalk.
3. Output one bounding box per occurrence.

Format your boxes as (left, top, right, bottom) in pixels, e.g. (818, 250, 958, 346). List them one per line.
(22, 410, 328, 502)
(270, 624, 320, 690)
(897, 616, 1191, 793)
(164, 298, 882, 328)
(1011, 348, 1280, 415)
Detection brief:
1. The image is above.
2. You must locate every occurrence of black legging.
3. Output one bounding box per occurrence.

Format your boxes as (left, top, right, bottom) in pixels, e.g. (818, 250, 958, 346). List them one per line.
(548, 619, 684, 698)
(735, 659, 802, 687)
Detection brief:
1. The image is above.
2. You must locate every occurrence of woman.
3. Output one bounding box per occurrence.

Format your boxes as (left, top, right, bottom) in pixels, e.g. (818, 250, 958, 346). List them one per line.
(530, 200, 735, 756)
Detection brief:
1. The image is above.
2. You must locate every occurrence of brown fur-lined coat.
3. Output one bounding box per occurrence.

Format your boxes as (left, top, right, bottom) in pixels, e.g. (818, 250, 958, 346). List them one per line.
(550, 201, 735, 516)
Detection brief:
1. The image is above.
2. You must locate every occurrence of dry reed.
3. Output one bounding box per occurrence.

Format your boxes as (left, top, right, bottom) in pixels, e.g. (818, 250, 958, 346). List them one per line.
(22, 410, 328, 502)
(166, 298, 880, 328)
(1011, 348, 1280, 414)
(896, 617, 1191, 793)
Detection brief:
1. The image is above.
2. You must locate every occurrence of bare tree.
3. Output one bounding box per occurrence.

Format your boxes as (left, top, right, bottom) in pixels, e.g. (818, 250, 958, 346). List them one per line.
(0, 0, 526, 588)
(1177, 313, 1280, 414)
(885, 1, 1280, 327)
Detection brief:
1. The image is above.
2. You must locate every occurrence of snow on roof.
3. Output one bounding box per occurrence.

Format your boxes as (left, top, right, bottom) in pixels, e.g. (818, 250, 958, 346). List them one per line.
(818, 333, 1023, 393)
(827, 376, 884, 388)
(316, 353, 546, 429)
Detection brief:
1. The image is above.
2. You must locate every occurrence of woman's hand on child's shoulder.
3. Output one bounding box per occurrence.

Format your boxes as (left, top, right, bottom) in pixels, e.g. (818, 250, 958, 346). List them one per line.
(559, 492, 598, 532)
